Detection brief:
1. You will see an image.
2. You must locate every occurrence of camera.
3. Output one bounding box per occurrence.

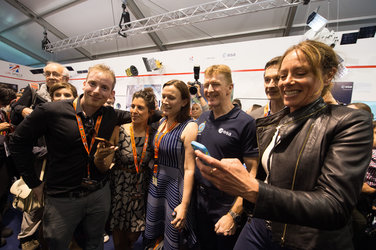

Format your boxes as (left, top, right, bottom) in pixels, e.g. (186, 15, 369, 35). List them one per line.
(188, 66, 200, 95)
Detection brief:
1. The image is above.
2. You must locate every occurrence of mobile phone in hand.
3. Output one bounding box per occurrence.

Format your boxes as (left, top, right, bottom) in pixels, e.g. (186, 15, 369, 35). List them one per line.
(95, 137, 113, 147)
(191, 141, 210, 156)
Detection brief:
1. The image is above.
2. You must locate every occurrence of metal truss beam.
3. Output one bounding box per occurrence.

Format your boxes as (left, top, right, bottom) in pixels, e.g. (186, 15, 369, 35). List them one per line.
(283, 5, 298, 36)
(47, 0, 325, 52)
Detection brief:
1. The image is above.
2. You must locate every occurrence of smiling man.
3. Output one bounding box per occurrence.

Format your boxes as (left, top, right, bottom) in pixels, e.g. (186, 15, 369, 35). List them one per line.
(247, 56, 284, 119)
(11, 61, 69, 125)
(194, 64, 259, 250)
(10, 64, 132, 250)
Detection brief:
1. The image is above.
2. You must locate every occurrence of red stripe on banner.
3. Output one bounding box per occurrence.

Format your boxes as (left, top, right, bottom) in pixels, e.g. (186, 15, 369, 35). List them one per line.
(346, 65, 376, 69)
(0, 74, 44, 82)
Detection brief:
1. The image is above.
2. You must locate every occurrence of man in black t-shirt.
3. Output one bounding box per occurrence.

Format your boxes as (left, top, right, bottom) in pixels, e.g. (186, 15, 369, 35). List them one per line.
(10, 64, 129, 250)
(194, 64, 259, 250)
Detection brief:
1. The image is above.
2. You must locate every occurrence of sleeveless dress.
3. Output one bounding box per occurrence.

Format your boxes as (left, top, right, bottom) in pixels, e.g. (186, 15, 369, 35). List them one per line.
(145, 118, 197, 250)
(109, 124, 154, 232)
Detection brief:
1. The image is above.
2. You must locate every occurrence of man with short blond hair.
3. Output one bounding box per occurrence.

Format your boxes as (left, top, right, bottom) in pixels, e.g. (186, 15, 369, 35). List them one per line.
(10, 64, 131, 249)
(194, 64, 258, 250)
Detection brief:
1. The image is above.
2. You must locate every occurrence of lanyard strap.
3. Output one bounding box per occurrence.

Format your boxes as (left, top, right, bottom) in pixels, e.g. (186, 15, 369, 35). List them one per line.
(130, 124, 150, 174)
(263, 102, 271, 117)
(73, 98, 103, 178)
(153, 120, 178, 174)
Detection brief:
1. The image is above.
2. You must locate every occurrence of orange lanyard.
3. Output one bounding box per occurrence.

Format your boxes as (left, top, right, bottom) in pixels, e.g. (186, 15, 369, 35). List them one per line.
(153, 120, 178, 174)
(73, 98, 103, 178)
(130, 124, 149, 174)
(263, 102, 271, 117)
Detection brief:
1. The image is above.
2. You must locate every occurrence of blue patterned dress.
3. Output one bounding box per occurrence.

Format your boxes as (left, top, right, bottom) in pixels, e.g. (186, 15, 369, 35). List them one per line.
(145, 118, 197, 250)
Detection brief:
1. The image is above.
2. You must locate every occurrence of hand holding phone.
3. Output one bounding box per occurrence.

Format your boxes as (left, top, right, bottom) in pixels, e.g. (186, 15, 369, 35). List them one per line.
(95, 137, 113, 147)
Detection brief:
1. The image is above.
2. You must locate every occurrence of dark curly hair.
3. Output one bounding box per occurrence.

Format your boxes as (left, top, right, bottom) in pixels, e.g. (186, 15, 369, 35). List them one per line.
(132, 87, 157, 123)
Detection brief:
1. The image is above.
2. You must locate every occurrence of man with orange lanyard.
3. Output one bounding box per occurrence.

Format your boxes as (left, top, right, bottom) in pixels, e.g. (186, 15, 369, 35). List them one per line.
(10, 64, 134, 249)
(247, 56, 284, 119)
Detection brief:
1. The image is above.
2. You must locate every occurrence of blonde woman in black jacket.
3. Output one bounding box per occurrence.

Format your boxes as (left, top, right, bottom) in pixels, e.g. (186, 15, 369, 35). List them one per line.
(195, 40, 373, 250)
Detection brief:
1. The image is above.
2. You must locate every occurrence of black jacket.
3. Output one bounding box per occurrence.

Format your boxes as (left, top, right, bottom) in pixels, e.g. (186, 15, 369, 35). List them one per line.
(253, 98, 373, 250)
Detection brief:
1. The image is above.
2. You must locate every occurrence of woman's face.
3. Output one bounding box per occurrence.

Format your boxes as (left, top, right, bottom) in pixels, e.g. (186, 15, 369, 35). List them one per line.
(52, 88, 74, 102)
(130, 97, 150, 125)
(191, 104, 202, 119)
(278, 50, 323, 113)
(161, 85, 188, 119)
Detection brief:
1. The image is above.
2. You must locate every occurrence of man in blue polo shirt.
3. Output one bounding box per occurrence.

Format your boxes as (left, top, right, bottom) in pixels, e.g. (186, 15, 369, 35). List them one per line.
(195, 64, 258, 250)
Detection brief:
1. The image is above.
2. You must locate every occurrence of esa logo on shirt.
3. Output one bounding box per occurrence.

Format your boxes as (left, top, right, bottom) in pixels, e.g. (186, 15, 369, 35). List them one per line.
(218, 128, 232, 136)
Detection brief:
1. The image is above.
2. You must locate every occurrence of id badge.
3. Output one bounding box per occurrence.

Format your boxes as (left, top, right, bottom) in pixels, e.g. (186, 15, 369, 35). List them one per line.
(152, 176, 158, 186)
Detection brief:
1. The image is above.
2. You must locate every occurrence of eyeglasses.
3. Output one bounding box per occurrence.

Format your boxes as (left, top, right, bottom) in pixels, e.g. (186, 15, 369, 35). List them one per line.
(43, 71, 61, 77)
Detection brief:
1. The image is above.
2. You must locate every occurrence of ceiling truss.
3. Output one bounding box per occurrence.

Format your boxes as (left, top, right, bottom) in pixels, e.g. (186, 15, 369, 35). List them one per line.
(46, 0, 323, 52)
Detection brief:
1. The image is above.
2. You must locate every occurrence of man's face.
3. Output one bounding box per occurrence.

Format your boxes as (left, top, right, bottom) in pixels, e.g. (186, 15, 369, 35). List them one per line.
(82, 70, 115, 110)
(44, 64, 65, 88)
(203, 73, 232, 109)
(263, 65, 281, 101)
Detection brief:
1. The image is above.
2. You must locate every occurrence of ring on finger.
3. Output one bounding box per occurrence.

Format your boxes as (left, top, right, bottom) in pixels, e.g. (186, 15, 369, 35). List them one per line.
(210, 168, 217, 175)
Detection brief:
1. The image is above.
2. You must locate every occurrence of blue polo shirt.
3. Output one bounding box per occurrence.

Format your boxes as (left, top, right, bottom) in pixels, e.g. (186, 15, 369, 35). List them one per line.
(195, 106, 258, 187)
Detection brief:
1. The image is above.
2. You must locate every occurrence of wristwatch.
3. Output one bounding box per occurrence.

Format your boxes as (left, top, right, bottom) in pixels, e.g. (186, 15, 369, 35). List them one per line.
(228, 209, 241, 224)
(197, 95, 203, 99)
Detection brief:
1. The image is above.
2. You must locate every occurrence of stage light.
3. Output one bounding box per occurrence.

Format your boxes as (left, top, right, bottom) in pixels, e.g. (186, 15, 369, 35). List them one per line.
(42, 29, 53, 53)
(118, 0, 131, 38)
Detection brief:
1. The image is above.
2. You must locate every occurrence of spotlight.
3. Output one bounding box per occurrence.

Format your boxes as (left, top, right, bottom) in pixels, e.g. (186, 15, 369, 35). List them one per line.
(118, 0, 131, 38)
(42, 29, 53, 53)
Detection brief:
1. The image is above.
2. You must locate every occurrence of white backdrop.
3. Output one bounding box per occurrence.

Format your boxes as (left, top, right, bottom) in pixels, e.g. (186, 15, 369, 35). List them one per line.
(1, 32, 375, 113)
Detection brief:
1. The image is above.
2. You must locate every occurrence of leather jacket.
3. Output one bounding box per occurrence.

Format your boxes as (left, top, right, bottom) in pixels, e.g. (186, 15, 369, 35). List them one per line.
(252, 98, 373, 250)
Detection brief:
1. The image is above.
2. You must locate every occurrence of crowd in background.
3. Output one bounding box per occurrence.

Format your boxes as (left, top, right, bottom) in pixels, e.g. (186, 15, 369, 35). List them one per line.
(0, 39, 375, 250)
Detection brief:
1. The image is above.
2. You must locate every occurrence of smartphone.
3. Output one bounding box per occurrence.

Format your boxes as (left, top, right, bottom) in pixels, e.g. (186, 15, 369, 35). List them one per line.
(95, 137, 113, 147)
(191, 141, 210, 156)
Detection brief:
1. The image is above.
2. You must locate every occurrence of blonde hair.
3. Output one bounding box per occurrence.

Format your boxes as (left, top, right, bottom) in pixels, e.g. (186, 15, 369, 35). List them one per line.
(87, 64, 116, 89)
(204, 64, 233, 85)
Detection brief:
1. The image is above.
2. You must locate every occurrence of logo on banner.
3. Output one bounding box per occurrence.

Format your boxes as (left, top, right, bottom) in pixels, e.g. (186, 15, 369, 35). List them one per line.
(7, 64, 23, 77)
(222, 52, 236, 60)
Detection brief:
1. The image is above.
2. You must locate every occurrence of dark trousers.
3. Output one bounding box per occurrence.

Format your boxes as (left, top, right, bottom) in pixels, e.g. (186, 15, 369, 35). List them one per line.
(43, 183, 110, 250)
(234, 218, 290, 250)
(195, 185, 239, 250)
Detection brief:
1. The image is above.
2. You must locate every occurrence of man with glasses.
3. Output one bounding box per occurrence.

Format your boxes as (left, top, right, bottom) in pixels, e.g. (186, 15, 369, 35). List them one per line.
(10, 61, 69, 250)
(10, 64, 134, 250)
(11, 61, 69, 124)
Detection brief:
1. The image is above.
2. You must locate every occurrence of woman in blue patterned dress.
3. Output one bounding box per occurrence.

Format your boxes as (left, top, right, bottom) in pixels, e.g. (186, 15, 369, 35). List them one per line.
(145, 80, 198, 249)
(108, 88, 157, 250)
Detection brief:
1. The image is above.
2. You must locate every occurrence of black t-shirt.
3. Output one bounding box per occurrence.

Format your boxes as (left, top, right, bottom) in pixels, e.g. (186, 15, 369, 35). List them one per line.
(10, 95, 131, 195)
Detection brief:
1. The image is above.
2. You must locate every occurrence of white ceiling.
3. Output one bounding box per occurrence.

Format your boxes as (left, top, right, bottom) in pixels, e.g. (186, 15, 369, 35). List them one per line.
(0, 0, 375, 67)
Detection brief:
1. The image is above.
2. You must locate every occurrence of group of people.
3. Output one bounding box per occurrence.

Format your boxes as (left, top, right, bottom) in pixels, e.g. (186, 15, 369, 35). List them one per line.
(0, 39, 374, 250)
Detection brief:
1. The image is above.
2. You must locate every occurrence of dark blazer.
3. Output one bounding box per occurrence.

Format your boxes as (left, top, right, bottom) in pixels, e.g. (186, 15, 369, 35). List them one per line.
(252, 98, 373, 250)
